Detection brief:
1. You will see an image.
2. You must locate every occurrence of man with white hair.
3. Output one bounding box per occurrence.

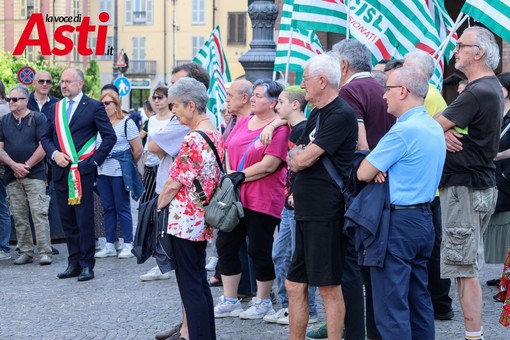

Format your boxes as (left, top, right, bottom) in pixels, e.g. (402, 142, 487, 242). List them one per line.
(286, 53, 358, 340)
(435, 26, 503, 340)
(404, 50, 453, 321)
(358, 66, 446, 339)
(404, 50, 447, 116)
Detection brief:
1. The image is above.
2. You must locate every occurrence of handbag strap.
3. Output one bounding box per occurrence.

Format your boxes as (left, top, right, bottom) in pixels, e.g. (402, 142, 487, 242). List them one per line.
(195, 130, 224, 173)
(237, 136, 259, 171)
(193, 130, 223, 204)
(315, 113, 346, 192)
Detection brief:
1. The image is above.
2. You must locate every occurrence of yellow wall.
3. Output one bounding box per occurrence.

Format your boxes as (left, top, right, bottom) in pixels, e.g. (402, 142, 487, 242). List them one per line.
(91, 0, 252, 85)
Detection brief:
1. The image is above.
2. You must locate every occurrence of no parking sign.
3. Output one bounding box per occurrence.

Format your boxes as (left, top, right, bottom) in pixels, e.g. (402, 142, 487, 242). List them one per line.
(17, 66, 36, 85)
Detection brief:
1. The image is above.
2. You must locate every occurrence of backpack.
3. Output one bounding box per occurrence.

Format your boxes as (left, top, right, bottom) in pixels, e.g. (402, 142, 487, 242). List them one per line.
(193, 130, 246, 232)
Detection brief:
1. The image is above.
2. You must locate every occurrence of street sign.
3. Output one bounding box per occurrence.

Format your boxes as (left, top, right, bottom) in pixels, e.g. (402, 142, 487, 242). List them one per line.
(131, 79, 151, 88)
(114, 76, 131, 97)
(116, 50, 126, 68)
(17, 66, 36, 85)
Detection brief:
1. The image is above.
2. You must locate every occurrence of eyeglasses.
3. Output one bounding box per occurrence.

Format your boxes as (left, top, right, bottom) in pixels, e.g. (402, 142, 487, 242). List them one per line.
(59, 80, 81, 85)
(455, 42, 480, 51)
(152, 95, 165, 101)
(384, 85, 410, 93)
(301, 75, 319, 84)
(102, 100, 115, 106)
(37, 79, 53, 85)
(6, 97, 27, 102)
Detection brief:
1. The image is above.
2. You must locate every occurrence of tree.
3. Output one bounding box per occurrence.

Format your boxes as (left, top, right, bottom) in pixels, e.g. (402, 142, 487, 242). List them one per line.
(0, 52, 64, 98)
(84, 59, 101, 99)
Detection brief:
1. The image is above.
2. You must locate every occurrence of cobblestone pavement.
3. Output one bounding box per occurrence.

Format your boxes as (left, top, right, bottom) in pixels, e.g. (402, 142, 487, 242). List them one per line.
(0, 243, 509, 339)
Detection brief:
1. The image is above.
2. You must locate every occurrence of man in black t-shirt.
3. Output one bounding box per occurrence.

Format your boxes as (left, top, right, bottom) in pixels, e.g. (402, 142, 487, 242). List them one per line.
(286, 54, 358, 339)
(0, 84, 53, 266)
(265, 85, 316, 325)
(435, 26, 503, 340)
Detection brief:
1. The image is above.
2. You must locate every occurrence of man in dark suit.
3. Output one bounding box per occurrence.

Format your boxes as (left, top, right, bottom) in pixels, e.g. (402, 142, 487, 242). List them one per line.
(41, 68, 116, 281)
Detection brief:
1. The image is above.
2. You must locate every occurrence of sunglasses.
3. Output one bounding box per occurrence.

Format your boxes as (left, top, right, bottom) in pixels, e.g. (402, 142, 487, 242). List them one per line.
(37, 79, 53, 85)
(102, 100, 115, 106)
(6, 97, 27, 103)
(152, 95, 165, 101)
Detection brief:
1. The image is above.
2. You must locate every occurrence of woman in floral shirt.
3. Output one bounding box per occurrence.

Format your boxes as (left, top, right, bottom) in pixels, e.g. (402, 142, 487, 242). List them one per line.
(157, 77, 223, 340)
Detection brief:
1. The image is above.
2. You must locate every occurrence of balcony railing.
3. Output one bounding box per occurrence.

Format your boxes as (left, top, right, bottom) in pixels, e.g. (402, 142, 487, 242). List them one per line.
(133, 11, 146, 24)
(125, 60, 157, 76)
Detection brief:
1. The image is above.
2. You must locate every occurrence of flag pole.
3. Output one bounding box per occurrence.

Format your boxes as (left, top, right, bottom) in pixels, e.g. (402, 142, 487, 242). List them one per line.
(215, 88, 221, 130)
(345, 0, 350, 39)
(284, 27, 294, 84)
(434, 14, 468, 70)
(433, 12, 467, 60)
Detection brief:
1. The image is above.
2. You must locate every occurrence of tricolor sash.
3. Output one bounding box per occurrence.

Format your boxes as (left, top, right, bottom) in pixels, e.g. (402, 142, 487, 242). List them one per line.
(55, 98, 96, 205)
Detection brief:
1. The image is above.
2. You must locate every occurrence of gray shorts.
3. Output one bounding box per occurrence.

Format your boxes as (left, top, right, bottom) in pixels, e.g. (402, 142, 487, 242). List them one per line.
(439, 186, 497, 278)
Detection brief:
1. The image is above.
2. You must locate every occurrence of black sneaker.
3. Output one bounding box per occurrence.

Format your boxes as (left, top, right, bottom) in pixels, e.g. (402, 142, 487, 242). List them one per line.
(486, 278, 501, 287)
(434, 310, 454, 320)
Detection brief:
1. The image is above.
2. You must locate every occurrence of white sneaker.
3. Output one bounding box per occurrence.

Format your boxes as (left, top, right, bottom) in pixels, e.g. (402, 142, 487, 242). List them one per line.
(115, 239, 124, 251)
(94, 242, 116, 258)
(263, 307, 287, 323)
(277, 311, 317, 325)
(140, 266, 172, 281)
(118, 243, 134, 259)
(95, 237, 106, 250)
(214, 295, 243, 318)
(239, 297, 276, 320)
(0, 250, 11, 261)
(205, 256, 218, 271)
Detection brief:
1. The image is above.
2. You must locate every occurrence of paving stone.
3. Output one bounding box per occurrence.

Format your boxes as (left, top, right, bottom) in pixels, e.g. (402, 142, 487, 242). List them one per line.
(0, 243, 509, 339)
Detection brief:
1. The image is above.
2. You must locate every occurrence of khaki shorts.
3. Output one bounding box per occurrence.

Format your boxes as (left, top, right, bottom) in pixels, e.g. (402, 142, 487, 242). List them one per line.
(439, 186, 497, 278)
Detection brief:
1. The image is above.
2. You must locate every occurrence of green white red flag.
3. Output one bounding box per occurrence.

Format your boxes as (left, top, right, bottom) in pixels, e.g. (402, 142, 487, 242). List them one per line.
(193, 26, 231, 129)
(291, 0, 346, 34)
(461, 0, 510, 43)
(287, 0, 456, 90)
(275, 0, 324, 76)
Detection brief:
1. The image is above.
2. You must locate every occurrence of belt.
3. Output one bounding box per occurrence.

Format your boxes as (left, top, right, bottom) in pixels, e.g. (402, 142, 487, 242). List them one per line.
(390, 203, 430, 210)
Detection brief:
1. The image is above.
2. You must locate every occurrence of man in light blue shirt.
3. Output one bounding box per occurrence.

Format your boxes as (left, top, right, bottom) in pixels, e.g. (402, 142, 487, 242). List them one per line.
(358, 66, 446, 339)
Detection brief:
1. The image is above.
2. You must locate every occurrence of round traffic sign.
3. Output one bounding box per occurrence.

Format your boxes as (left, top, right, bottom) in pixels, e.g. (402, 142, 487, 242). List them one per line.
(114, 76, 131, 97)
(17, 66, 36, 85)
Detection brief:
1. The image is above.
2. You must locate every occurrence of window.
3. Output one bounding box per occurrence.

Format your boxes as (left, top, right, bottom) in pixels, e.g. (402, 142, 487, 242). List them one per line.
(20, 0, 25, 18)
(73, 35, 81, 62)
(192, 36, 205, 59)
(228, 12, 246, 45)
(99, 0, 113, 25)
(192, 0, 205, 24)
(126, 0, 153, 25)
(132, 37, 146, 60)
(73, 0, 81, 18)
(89, 36, 114, 60)
(26, 45, 35, 61)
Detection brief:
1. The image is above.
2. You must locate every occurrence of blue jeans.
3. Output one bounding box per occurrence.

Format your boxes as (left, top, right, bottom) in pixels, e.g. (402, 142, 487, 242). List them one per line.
(371, 208, 435, 340)
(272, 207, 317, 314)
(0, 181, 11, 252)
(97, 175, 133, 244)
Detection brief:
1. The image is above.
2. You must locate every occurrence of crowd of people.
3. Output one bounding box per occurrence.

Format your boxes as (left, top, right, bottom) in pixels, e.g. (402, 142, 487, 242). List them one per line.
(1, 25, 510, 340)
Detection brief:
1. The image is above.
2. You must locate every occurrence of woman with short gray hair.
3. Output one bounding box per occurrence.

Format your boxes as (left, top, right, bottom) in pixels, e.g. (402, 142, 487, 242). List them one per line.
(156, 77, 223, 340)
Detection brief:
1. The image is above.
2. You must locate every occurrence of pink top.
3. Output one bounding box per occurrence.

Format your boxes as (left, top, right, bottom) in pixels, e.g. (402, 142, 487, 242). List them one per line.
(226, 115, 289, 218)
(166, 130, 224, 241)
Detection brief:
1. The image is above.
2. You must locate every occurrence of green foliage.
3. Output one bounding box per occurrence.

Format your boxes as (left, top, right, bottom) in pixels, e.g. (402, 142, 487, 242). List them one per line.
(0, 52, 101, 99)
(0, 51, 63, 98)
(84, 60, 101, 99)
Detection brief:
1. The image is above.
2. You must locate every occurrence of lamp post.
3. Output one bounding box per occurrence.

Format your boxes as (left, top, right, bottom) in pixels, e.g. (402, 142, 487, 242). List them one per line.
(112, 0, 119, 80)
(239, 0, 278, 82)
